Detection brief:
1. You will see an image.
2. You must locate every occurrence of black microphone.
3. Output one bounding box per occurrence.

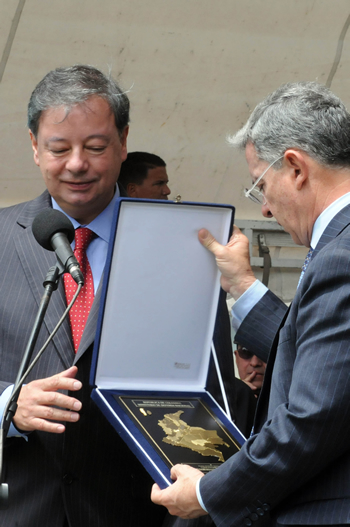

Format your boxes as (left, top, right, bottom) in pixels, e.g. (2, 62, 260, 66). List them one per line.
(32, 209, 84, 285)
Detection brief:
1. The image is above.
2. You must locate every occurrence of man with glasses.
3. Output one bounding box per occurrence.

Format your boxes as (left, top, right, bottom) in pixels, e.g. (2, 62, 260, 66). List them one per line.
(152, 82, 350, 527)
(234, 342, 266, 398)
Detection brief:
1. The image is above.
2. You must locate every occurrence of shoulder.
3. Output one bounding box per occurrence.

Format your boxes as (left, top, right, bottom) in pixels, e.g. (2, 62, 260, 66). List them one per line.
(0, 191, 51, 229)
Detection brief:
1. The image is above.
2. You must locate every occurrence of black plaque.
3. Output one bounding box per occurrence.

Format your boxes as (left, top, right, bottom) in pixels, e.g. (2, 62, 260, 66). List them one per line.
(115, 396, 240, 473)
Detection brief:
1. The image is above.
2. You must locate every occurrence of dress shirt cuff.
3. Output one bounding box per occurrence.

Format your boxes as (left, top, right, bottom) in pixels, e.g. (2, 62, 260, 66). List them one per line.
(196, 477, 208, 513)
(0, 385, 29, 440)
(231, 280, 268, 332)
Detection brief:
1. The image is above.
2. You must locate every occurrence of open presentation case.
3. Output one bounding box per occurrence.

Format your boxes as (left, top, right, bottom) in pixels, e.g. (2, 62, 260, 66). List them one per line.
(90, 198, 246, 488)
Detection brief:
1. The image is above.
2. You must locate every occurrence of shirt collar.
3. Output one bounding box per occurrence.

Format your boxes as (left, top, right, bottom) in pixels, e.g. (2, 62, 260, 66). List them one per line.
(51, 185, 120, 243)
(311, 192, 350, 249)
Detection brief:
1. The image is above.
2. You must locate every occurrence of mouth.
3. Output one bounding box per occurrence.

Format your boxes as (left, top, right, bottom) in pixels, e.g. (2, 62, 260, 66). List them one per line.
(63, 180, 96, 190)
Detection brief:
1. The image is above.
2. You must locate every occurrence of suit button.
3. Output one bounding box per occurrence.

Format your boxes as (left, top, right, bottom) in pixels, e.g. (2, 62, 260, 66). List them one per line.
(262, 503, 270, 511)
(244, 519, 252, 526)
(62, 473, 74, 485)
(250, 513, 259, 521)
(256, 508, 264, 516)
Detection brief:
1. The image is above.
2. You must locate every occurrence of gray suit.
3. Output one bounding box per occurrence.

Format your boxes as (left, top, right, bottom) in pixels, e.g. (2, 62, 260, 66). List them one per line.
(0, 190, 166, 526)
(196, 204, 350, 527)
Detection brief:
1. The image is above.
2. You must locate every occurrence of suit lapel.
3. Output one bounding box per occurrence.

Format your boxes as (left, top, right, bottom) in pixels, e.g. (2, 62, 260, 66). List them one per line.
(74, 284, 102, 363)
(75, 191, 121, 362)
(254, 305, 291, 432)
(14, 191, 74, 368)
(13, 187, 124, 368)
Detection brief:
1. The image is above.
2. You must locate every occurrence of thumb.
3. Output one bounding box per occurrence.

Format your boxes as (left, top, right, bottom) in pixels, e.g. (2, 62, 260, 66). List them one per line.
(198, 229, 222, 255)
(59, 366, 79, 379)
(151, 483, 162, 503)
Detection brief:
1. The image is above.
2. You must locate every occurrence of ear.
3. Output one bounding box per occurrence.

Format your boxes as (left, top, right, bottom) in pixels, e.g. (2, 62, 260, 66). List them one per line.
(127, 182, 138, 197)
(29, 130, 40, 166)
(120, 126, 129, 162)
(284, 149, 309, 191)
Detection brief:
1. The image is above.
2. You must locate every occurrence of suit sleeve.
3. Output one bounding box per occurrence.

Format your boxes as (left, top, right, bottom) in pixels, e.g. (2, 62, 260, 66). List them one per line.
(235, 290, 288, 363)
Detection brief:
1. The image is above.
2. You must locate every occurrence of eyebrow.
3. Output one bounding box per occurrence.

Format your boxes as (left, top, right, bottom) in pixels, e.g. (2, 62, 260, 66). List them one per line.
(45, 134, 111, 144)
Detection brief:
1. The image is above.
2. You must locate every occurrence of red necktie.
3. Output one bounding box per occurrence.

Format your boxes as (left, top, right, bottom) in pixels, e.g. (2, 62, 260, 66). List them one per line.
(64, 227, 95, 353)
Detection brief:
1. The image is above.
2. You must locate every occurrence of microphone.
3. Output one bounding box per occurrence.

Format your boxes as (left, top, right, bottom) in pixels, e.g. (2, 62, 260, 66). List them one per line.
(32, 209, 84, 285)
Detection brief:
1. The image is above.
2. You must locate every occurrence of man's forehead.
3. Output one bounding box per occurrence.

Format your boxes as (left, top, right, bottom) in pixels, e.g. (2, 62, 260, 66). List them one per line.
(245, 143, 270, 181)
(37, 96, 115, 131)
(245, 143, 262, 168)
(146, 166, 168, 181)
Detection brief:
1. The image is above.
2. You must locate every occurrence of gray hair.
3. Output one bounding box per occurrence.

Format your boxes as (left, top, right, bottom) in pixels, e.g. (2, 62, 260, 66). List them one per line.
(28, 65, 130, 138)
(229, 81, 350, 169)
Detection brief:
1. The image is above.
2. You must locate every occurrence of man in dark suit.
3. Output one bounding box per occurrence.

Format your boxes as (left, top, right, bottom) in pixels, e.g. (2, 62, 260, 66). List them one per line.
(152, 82, 350, 526)
(234, 342, 266, 398)
(0, 64, 246, 527)
(0, 64, 167, 526)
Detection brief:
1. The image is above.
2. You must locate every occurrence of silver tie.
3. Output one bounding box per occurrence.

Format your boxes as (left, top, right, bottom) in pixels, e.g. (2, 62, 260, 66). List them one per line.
(297, 247, 314, 288)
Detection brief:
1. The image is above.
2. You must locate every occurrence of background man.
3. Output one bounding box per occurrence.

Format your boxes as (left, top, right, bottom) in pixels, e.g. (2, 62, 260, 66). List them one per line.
(152, 81, 350, 527)
(234, 342, 266, 397)
(0, 65, 166, 527)
(118, 151, 171, 199)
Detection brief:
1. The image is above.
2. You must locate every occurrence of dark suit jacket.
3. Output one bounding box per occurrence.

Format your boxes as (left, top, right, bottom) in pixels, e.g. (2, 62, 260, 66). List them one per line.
(0, 190, 244, 527)
(209, 288, 257, 438)
(197, 204, 350, 527)
(0, 190, 166, 526)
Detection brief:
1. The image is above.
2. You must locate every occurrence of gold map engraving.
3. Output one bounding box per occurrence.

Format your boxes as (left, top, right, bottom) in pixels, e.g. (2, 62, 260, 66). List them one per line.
(158, 410, 229, 462)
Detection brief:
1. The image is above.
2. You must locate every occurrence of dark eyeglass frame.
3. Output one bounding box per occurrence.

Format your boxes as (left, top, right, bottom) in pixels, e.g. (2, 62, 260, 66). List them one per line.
(236, 346, 254, 360)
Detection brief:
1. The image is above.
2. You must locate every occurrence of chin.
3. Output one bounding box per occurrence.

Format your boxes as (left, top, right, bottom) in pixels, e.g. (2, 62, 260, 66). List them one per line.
(281, 226, 304, 247)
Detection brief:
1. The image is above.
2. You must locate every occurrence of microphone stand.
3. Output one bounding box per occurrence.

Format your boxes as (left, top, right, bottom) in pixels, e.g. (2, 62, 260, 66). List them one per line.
(0, 264, 62, 508)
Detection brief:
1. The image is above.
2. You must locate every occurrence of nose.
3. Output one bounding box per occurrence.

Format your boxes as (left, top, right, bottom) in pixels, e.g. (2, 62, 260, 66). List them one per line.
(163, 184, 171, 196)
(250, 355, 264, 367)
(261, 203, 273, 218)
(66, 148, 89, 174)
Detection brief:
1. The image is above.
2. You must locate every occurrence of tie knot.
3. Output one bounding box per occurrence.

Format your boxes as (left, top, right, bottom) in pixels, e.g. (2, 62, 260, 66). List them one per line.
(74, 227, 95, 251)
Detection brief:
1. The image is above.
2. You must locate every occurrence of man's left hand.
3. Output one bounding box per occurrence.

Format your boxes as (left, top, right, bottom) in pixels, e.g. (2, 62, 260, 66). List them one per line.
(151, 464, 207, 519)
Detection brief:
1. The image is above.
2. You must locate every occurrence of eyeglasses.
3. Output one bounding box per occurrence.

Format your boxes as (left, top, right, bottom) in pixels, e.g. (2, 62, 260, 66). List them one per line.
(236, 346, 254, 360)
(244, 155, 284, 205)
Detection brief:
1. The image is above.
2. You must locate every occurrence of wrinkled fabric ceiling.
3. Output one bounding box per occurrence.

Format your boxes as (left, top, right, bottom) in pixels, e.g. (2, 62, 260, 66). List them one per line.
(0, 0, 349, 221)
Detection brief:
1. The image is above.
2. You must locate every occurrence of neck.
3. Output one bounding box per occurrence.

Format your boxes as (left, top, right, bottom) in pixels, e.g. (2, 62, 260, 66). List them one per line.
(316, 169, 350, 213)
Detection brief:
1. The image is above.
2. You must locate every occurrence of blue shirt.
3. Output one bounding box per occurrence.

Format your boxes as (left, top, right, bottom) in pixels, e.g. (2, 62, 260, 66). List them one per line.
(52, 187, 120, 294)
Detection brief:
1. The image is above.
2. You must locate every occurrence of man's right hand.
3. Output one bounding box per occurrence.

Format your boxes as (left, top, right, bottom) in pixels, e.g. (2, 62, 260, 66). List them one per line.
(242, 371, 259, 395)
(198, 225, 256, 300)
(13, 366, 82, 433)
